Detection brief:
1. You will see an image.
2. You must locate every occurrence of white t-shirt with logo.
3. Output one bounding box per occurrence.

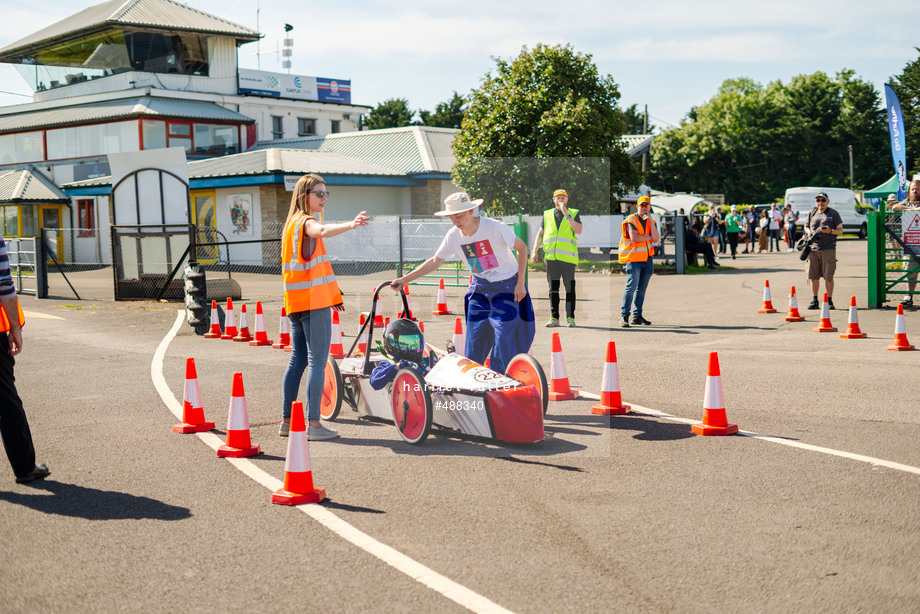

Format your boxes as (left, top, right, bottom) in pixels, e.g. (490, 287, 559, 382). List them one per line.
(435, 217, 519, 282)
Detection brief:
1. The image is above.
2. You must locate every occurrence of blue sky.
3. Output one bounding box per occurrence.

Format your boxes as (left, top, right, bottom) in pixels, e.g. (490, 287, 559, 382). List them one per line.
(1, 0, 919, 131)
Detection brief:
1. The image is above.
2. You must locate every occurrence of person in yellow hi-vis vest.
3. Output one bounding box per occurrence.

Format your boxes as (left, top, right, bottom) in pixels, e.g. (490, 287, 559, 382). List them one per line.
(280, 174, 369, 441)
(618, 196, 660, 328)
(530, 189, 582, 327)
(0, 235, 49, 484)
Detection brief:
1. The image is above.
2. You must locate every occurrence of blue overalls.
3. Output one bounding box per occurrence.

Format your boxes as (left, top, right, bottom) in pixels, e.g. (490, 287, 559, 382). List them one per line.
(463, 273, 536, 374)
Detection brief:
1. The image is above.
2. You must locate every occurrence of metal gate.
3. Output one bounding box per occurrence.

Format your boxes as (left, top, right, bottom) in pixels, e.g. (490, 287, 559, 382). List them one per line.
(111, 224, 195, 301)
(6, 237, 37, 295)
(867, 210, 920, 307)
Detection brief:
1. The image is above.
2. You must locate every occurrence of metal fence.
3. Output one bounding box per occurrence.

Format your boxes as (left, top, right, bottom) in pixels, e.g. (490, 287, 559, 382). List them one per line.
(867, 210, 920, 308)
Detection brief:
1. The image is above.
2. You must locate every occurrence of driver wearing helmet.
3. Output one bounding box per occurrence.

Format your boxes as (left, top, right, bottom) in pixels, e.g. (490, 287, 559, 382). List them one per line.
(370, 319, 430, 390)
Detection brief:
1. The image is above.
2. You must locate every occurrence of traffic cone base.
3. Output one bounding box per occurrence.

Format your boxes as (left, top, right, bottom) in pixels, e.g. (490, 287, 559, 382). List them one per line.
(217, 442, 261, 458)
(691, 421, 739, 436)
(887, 342, 916, 351)
(592, 402, 631, 416)
(174, 420, 215, 434)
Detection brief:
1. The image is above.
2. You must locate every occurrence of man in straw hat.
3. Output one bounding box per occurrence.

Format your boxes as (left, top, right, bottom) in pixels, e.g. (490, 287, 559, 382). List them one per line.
(391, 192, 535, 373)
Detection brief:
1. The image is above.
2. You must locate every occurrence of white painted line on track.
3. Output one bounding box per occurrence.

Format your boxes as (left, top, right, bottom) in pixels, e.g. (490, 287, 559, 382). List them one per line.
(152, 311, 515, 614)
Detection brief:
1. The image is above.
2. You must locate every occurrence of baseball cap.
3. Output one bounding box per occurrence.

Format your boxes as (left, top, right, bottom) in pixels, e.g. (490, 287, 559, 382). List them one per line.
(553, 189, 568, 197)
(815, 191, 829, 199)
(636, 196, 651, 206)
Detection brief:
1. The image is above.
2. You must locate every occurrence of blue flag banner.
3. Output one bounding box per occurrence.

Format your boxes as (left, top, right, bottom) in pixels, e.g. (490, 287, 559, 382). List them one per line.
(884, 84, 908, 201)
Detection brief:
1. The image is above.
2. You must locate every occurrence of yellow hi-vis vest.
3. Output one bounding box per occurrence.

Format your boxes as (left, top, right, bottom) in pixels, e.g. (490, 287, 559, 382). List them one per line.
(282, 213, 343, 314)
(618, 214, 655, 263)
(0, 300, 25, 333)
(541, 208, 579, 265)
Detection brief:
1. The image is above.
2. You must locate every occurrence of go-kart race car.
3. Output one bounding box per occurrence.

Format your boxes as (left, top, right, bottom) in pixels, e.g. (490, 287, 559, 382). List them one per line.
(321, 282, 549, 445)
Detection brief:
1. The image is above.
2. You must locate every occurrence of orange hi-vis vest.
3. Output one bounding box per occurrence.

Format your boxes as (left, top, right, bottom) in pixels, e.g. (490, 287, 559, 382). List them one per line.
(282, 214, 343, 314)
(0, 300, 25, 333)
(618, 214, 656, 263)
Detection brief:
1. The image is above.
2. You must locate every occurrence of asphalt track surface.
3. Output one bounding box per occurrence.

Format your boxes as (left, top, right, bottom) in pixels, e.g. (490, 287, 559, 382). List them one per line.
(2, 238, 919, 613)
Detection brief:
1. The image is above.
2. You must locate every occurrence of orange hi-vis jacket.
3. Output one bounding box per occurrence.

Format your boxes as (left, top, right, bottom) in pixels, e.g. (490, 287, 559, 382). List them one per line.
(282, 214, 343, 314)
(0, 300, 25, 333)
(618, 214, 656, 263)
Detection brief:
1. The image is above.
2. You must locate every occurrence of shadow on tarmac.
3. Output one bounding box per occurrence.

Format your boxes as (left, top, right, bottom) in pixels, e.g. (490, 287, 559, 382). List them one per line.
(551, 413, 695, 441)
(321, 499, 386, 514)
(0, 480, 192, 520)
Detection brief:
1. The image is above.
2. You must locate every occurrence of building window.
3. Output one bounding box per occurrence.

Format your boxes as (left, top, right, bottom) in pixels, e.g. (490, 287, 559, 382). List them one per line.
(272, 116, 284, 140)
(193, 123, 238, 156)
(297, 118, 315, 137)
(168, 122, 192, 152)
(0, 131, 44, 165)
(78, 200, 95, 237)
(330, 120, 341, 134)
(46, 120, 139, 160)
(142, 120, 167, 149)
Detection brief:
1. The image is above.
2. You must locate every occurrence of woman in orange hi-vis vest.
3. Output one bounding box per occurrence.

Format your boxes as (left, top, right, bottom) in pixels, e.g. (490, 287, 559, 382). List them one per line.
(280, 174, 369, 441)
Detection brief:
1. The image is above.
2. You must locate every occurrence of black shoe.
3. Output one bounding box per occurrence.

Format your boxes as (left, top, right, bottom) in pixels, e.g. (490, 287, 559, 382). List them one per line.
(707, 263, 718, 269)
(827, 299, 836, 310)
(631, 315, 652, 326)
(807, 299, 820, 310)
(16, 464, 50, 484)
(619, 316, 630, 328)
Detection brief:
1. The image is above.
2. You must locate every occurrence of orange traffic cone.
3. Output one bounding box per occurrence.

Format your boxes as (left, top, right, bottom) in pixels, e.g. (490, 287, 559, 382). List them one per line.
(887, 304, 916, 351)
(812, 293, 837, 332)
(758, 280, 777, 313)
(272, 401, 326, 505)
(357, 314, 368, 355)
(433, 279, 452, 315)
(548, 331, 579, 401)
(840, 296, 867, 339)
(399, 284, 417, 321)
(452, 317, 465, 356)
(204, 300, 222, 338)
(249, 301, 273, 346)
(217, 372, 260, 457)
(691, 351, 738, 436)
(373, 292, 384, 327)
(272, 307, 291, 349)
(329, 310, 345, 359)
(783, 286, 805, 322)
(221, 298, 238, 339)
(173, 357, 216, 433)
(591, 341, 630, 415)
(232, 304, 252, 342)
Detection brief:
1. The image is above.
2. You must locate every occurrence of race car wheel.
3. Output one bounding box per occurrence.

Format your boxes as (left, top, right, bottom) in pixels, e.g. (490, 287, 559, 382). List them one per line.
(391, 367, 433, 444)
(505, 353, 549, 415)
(320, 357, 343, 420)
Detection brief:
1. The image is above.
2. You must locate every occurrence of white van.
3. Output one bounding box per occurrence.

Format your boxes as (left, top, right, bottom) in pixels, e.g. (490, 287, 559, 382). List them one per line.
(784, 187, 868, 238)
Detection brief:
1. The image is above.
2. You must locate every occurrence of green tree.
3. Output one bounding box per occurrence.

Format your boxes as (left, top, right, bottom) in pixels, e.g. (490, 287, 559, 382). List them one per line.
(649, 71, 889, 202)
(418, 92, 466, 128)
(889, 47, 920, 176)
(364, 98, 414, 130)
(452, 44, 641, 215)
(620, 103, 654, 134)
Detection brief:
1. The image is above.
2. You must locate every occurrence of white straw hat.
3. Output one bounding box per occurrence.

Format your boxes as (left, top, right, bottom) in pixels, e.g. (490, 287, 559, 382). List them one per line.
(434, 192, 484, 216)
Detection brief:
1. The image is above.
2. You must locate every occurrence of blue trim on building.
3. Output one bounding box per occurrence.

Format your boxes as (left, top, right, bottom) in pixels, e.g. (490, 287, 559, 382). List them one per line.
(63, 171, 452, 196)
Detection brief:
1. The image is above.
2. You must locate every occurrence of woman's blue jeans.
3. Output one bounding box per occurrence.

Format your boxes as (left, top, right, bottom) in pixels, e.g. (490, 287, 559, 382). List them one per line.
(282, 307, 332, 421)
(621, 259, 654, 317)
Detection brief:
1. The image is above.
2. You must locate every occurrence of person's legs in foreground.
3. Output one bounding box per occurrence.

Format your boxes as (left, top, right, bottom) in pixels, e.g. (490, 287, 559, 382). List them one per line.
(559, 262, 577, 326)
(728, 232, 738, 258)
(0, 336, 47, 483)
(465, 288, 495, 366)
(545, 260, 562, 327)
(281, 308, 335, 439)
(630, 258, 654, 325)
(483, 285, 535, 374)
(902, 261, 917, 307)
